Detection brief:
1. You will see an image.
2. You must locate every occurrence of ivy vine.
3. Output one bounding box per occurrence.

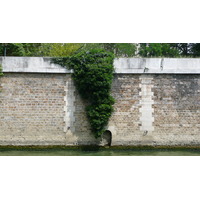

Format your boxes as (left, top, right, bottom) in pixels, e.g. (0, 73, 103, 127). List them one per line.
(0, 64, 3, 93)
(0, 64, 3, 76)
(52, 49, 115, 138)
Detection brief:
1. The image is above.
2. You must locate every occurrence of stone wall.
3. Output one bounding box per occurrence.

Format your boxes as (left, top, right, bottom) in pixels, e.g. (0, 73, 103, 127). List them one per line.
(109, 74, 200, 146)
(0, 57, 200, 146)
(0, 73, 67, 145)
(152, 74, 200, 145)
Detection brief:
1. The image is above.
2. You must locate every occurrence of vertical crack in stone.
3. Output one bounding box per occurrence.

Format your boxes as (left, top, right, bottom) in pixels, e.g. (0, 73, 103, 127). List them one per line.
(139, 75, 154, 134)
(160, 58, 164, 71)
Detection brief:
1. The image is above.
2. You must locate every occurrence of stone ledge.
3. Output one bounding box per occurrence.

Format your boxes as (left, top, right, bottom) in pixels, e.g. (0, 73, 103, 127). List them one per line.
(114, 58, 200, 74)
(0, 57, 71, 74)
(1, 57, 200, 74)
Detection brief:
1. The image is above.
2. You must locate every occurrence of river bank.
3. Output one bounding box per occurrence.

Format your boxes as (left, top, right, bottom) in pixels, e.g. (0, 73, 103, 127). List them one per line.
(1, 145, 200, 156)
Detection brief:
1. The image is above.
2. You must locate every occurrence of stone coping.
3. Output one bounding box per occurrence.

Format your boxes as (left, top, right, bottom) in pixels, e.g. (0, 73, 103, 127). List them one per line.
(1, 57, 200, 74)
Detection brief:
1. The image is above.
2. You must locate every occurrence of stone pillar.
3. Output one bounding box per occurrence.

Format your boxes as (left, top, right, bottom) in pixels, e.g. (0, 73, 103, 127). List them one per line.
(139, 75, 154, 135)
(64, 76, 77, 145)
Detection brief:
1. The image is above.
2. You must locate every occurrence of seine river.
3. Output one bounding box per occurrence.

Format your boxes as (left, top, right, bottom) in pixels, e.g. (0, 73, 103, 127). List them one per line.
(0, 149, 200, 156)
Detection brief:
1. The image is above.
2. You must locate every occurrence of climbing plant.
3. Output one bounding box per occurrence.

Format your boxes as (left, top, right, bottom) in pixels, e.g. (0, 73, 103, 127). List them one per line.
(0, 64, 3, 76)
(0, 64, 3, 93)
(52, 49, 115, 138)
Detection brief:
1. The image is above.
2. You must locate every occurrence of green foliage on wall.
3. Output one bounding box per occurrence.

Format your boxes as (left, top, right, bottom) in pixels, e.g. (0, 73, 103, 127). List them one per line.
(0, 64, 3, 93)
(0, 64, 3, 76)
(52, 49, 115, 138)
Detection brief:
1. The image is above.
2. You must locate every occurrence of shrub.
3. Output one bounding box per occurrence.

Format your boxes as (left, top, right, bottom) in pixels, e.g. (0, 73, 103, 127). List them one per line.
(52, 49, 115, 138)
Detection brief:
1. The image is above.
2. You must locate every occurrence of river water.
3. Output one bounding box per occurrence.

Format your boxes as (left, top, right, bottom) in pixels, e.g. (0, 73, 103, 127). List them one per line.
(0, 149, 200, 156)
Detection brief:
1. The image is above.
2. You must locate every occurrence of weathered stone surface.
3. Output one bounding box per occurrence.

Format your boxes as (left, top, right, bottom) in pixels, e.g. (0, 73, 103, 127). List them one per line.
(1, 57, 71, 73)
(2, 57, 200, 74)
(0, 73, 66, 145)
(152, 74, 200, 145)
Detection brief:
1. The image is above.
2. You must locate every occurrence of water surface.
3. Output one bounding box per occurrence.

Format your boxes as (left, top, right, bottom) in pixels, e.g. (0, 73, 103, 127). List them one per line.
(1, 149, 200, 156)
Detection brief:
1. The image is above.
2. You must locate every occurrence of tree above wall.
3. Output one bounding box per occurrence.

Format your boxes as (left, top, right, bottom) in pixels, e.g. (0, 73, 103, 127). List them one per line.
(138, 43, 200, 57)
(0, 43, 82, 57)
(138, 43, 180, 57)
(1, 43, 200, 58)
(0, 43, 137, 57)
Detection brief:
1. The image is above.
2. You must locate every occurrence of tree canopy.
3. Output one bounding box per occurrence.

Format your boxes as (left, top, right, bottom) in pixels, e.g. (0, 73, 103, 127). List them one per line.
(0, 43, 137, 57)
(1, 43, 200, 58)
(0, 43, 82, 57)
(80, 43, 137, 57)
(139, 43, 200, 57)
(139, 43, 180, 57)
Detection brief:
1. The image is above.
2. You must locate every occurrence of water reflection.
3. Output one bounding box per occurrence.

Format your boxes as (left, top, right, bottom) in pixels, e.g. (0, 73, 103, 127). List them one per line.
(0, 149, 200, 156)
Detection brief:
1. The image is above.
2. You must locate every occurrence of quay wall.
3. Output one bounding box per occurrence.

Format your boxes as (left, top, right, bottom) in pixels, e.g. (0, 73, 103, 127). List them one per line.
(0, 57, 200, 146)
